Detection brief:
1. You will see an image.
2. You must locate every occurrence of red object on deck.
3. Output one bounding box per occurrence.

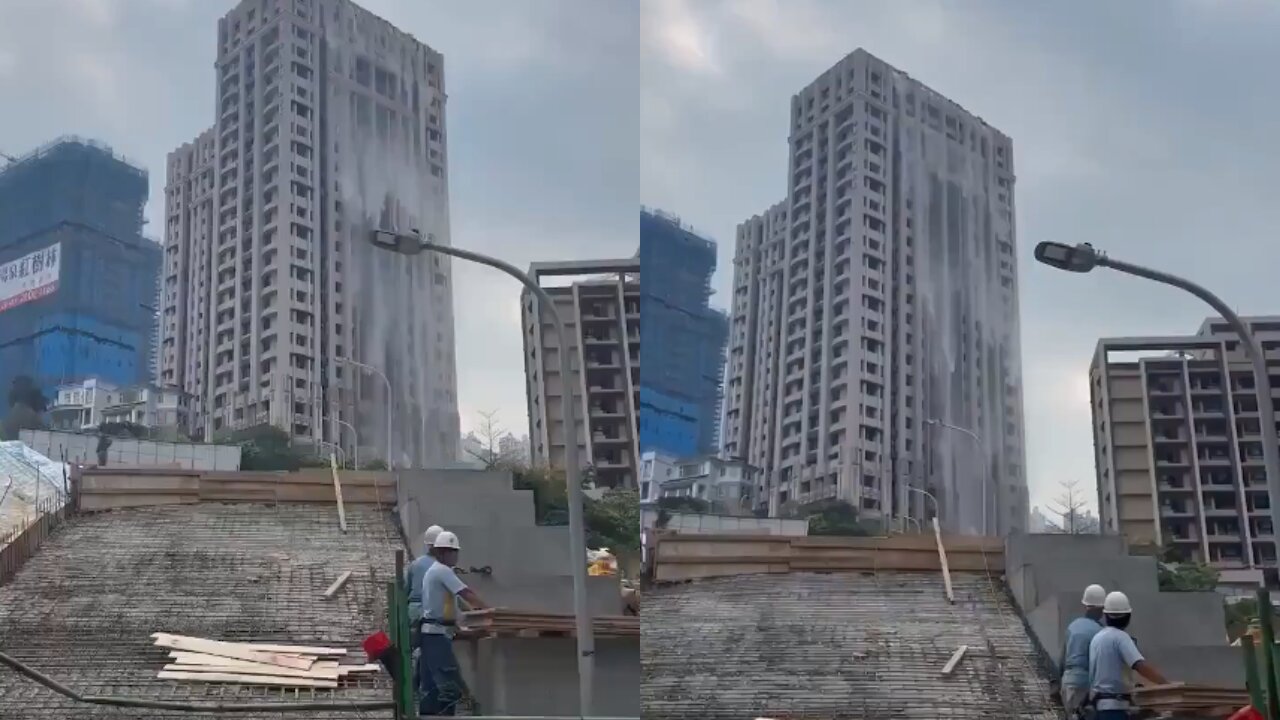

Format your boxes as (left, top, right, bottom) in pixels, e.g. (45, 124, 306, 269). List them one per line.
(362, 631, 392, 660)
(1228, 705, 1264, 720)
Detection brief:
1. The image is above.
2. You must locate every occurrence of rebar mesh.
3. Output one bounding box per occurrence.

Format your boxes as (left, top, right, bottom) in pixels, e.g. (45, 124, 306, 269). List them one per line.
(641, 571, 1060, 720)
(0, 503, 401, 718)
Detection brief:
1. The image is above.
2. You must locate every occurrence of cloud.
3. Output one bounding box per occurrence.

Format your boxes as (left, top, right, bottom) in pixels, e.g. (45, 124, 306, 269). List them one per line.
(641, 0, 1280, 514)
(645, 0, 719, 75)
(0, 0, 637, 450)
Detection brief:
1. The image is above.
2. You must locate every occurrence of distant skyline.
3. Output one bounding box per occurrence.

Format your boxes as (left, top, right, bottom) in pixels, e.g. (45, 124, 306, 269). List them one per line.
(641, 0, 1280, 511)
(0, 0, 639, 441)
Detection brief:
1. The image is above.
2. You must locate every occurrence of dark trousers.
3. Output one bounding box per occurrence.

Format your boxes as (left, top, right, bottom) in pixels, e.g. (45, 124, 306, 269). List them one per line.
(418, 633, 463, 716)
(1096, 710, 1129, 720)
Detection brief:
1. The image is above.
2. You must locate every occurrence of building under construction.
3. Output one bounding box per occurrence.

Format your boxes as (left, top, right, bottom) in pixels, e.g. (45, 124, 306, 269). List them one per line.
(0, 137, 160, 419)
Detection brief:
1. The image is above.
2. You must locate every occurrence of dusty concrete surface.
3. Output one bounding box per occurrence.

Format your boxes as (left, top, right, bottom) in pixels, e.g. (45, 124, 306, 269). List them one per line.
(0, 504, 399, 719)
(642, 571, 1058, 720)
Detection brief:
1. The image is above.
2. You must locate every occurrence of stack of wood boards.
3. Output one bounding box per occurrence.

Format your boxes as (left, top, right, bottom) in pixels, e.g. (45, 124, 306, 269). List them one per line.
(152, 633, 381, 688)
(460, 609, 639, 638)
(78, 468, 395, 511)
(1133, 683, 1250, 717)
(652, 532, 1004, 583)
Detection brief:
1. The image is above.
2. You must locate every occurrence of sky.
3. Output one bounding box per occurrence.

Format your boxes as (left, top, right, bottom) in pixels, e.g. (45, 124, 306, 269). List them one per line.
(0, 0, 639, 443)
(641, 0, 1280, 512)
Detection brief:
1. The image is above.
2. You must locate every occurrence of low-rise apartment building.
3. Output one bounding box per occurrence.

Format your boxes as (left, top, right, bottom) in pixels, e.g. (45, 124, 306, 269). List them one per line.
(1090, 317, 1280, 574)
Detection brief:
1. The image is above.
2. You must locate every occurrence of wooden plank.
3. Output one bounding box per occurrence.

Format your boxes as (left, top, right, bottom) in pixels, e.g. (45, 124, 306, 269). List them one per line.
(80, 475, 201, 493)
(163, 662, 340, 680)
(941, 645, 968, 675)
(157, 670, 337, 688)
(152, 634, 315, 670)
(169, 652, 333, 667)
(79, 494, 198, 511)
(337, 663, 383, 675)
(323, 570, 353, 599)
(330, 454, 347, 532)
(932, 518, 954, 603)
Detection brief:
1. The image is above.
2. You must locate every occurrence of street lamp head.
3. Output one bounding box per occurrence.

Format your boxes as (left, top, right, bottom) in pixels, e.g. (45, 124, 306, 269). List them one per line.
(1034, 241, 1100, 273)
(369, 229, 424, 256)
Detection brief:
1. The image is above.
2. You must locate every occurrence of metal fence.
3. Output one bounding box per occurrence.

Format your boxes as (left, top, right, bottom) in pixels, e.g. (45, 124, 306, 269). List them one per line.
(0, 496, 67, 586)
(20, 429, 241, 470)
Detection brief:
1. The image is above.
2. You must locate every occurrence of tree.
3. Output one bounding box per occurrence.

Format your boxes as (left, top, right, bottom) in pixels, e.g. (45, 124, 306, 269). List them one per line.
(512, 465, 571, 525)
(1156, 542, 1220, 592)
(0, 404, 45, 440)
(806, 499, 875, 537)
(7, 375, 48, 414)
(1046, 479, 1101, 534)
(654, 496, 710, 529)
(463, 411, 527, 470)
(99, 421, 150, 440)
(1224, 598, 1271, 642)
(585, 488, 640, 563)
(224, 423, 322, 471)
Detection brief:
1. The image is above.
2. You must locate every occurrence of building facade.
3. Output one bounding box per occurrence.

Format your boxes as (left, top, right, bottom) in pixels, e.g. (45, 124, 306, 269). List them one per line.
(642, 453, 758, 512)
(49, 378, 189, 434)
(0, 138, 160, 415)
(638, 208, 729, 458)
(1090, 317, 1280, 570)
(523, 258, 640, 488)
(722, 49, 1027, 535)
(160, 0, 459, 466)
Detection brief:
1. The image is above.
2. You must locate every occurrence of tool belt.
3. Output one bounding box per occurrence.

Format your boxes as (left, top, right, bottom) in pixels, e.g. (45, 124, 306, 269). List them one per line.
(1089, 691, 1133, 706)
(420, 618, 457, 628)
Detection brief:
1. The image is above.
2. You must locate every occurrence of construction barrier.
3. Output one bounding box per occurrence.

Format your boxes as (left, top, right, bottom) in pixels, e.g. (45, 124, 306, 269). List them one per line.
(0, 497, 68, 585)
(652, 531, 1004, 583)
(76, 467, 396, 512)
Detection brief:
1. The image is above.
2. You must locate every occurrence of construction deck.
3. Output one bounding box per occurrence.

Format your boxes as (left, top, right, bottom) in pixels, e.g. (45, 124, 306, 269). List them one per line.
(642, 571, 1059, 720)
(0, 503, 400, 719)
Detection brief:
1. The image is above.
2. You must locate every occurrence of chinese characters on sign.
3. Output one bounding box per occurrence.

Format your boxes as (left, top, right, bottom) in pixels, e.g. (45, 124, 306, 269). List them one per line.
(0, 243, 61, 314)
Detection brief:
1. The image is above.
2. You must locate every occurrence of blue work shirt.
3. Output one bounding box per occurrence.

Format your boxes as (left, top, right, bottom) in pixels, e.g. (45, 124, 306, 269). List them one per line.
(421, 562, 468, 638)
(1089, 626, 1145, 711)
(404, 554, 436, 621)
(1061, 616, 1102, 688)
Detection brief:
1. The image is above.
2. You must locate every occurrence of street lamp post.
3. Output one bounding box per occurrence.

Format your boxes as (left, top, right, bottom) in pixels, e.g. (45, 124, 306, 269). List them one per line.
(367, 228, 597, 715)
(1035, 241, 1280, 564)
(332, 416, 360, 470)
(906, 485, 940, 522)
(924, 418, 991, 535)
(339, 357, 393, 470)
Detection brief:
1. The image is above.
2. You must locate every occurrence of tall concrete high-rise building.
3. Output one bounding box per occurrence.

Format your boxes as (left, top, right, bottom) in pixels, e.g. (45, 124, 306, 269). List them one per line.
(161, 0, 459, 466)
(723, 49, 1027, 535)
(1090, 317, 1280, 574)
(523, 258, 640, 488)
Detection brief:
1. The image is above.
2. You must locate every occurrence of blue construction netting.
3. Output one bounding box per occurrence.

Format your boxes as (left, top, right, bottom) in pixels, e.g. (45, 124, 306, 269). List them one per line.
(639, 208, 729, 457)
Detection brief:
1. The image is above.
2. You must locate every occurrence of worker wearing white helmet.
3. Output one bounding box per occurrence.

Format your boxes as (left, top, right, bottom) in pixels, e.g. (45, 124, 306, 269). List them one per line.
(1088, 590, 1171, 719)
(405, 525, 444, 621)
(1057, 584, 1106, 718)
(419, 530, 488, 715)
(404, 525, 443, 695)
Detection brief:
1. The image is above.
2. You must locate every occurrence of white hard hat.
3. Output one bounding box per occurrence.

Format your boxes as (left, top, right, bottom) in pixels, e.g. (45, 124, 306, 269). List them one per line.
(1103, 591, 1132, 615)
(1081, 584, 1107, 607)
(434, 531, 461, 550)
(424, 525, 444, 547)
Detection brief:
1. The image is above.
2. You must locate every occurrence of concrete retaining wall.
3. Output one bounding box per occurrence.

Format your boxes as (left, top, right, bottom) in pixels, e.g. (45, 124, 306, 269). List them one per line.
(457, 637, 639, 716)
(1008, 532, 1242, 687)
(395, 466, 635, 714)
